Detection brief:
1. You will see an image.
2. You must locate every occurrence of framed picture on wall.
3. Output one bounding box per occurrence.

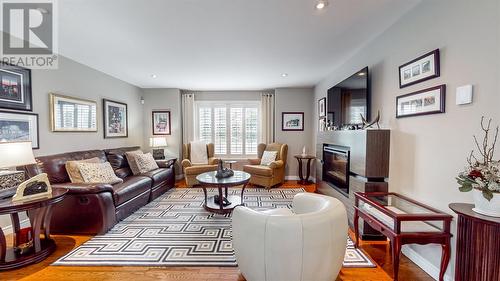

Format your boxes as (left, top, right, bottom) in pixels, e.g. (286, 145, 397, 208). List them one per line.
(103, 99, 128, 138)
(282, 112, 304, 131)
(0, 110, 39, 149)
(399, 49, 440, 88)
(0, 63, 32, 111)
(49, 93, 98, 132)
(318, 98, 326, 118)
(152, 110, 171, 135)
(396, 85, 446, 118)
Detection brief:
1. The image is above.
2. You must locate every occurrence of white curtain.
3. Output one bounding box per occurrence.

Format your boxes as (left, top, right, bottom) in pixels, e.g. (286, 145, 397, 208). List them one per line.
(260, 92, 275, 144)
(182, 92, 196, 144)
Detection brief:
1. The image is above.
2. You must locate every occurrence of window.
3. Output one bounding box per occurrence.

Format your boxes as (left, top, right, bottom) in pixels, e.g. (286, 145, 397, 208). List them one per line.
(196, 101, 260, 157)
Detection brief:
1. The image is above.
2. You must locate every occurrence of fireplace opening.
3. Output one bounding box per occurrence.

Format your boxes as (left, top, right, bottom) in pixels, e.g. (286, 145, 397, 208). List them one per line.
(322, 144, 350, 197)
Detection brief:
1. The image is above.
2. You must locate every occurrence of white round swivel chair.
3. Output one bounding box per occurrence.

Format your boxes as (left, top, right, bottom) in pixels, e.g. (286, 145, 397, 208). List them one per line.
(232, 193, 348, 281)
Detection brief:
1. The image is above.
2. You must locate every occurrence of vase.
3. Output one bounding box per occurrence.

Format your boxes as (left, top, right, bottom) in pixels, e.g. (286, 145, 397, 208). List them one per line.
(472, 188, 500, 217)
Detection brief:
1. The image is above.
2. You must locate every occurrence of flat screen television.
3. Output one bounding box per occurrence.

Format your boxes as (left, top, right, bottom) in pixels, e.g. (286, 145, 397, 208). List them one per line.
(326, 67, 370, 127)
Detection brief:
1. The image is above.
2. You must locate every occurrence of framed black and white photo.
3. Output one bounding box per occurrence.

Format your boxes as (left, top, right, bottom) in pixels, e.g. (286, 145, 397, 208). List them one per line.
(0, 110, 39, 149)
(399, 49, 440, 88)
(282, 112, 304, 131)
(396, 85, 446, 118)
(103, 99, 128, 138)
(318, 98, 326, 118)
(50, 93, 97, 132)
(0, 63, 32, 111)
(152, 110, 171, 135)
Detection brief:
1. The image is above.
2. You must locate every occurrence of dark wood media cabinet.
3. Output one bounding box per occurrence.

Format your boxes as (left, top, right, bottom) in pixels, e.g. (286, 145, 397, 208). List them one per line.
(316, 129, 390, 239)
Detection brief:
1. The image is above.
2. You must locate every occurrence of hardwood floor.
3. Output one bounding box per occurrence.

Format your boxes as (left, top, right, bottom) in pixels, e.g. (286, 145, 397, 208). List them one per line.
(1, 181, 434, 281)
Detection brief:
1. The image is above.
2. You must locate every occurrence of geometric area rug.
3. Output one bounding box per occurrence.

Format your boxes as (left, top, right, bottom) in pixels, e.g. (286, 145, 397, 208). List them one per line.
(53, 188, 375, 268)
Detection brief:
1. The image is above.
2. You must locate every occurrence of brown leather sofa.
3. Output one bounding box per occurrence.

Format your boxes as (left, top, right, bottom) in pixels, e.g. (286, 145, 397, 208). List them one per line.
(23, 146, 175, 235)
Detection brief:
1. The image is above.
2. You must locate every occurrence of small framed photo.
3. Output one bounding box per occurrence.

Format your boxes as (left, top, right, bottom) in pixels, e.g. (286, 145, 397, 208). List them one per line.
(399, 49, 440, 88)
(396, 85, 446, 118)
(50, 93, 98, 132)
(0, 63, 32, 111)
(282, 112, 304, 131)
(152, 110, 171, 135)
(318, 98, 326, 118)
(103, 99, 128, 138)
(0, 110, 39, 149)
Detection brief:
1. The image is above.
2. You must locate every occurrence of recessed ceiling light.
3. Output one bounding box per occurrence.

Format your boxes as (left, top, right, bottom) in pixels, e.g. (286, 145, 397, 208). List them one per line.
(358, 72, 366, 76)
(151, 74, 157, 78)
(281, 73, 288, 77)
(315, 1, 328, 10)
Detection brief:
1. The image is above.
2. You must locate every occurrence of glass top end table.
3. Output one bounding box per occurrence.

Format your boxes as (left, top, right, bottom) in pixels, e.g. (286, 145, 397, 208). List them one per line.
(196, 171, 250, 214)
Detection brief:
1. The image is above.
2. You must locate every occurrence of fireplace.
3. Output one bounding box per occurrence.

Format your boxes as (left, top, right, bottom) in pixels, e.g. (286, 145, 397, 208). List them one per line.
(322, 144, 350, 196)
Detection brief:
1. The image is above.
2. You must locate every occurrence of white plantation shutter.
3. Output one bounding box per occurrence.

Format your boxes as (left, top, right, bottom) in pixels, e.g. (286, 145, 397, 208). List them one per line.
(214, 107, 227, 154)
(198, 107, 212, 143)
(230, 108, 243, 155)
(195, 101, 260, 157)
(245, 108, 258, 154)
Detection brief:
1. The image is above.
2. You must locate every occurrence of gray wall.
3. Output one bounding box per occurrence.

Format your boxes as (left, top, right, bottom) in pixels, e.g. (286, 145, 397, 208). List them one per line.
(1, 55, 144, 229)
(141, 88, 183, 176)
(275, 88, 315, 178)
(314, 0, 499, 279)
(32, 56, 144, 156)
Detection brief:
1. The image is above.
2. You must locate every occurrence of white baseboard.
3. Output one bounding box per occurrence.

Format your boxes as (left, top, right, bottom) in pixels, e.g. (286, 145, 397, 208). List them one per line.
(1, 218, 30, 235)
(402, 246, 453, 281)
(175, 174, 184, 181)
(284, 176, 316, 183)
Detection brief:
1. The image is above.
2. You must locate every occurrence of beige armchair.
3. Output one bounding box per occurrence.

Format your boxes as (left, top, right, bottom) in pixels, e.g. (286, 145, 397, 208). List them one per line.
(243, 143, 288, 189)
(181, 143, 218, 187)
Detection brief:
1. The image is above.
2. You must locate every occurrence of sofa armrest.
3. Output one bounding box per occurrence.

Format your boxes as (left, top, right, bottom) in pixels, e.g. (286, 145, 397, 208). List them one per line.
(248, 158, 261, 165)
(51, 183, 114, 195)
(181, 159, 192, 169)
(156, 159, 176, 169)
(208, 157, 219, 165)
(269, 160, 284, 169)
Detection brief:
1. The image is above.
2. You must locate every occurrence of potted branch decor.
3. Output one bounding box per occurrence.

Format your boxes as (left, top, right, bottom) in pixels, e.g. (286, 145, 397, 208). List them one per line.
(457, 117, 500, 217)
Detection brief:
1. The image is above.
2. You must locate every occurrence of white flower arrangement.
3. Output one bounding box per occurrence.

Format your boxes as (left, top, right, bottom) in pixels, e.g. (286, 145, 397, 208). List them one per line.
(457, 117, 500, 201)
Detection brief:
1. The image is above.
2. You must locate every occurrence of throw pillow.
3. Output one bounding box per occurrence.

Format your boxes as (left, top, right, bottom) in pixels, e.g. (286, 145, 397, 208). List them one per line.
(125, 150, 143, 175)
(135, 153, 159, 174)
(77, 162, 123, 185)
(260, 151, 278, 166)
(66, 157, 101, 183)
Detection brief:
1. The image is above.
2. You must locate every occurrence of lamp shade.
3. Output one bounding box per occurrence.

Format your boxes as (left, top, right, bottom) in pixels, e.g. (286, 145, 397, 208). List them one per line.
(150, 137, 168, 148)
(0, 141, 36, 168)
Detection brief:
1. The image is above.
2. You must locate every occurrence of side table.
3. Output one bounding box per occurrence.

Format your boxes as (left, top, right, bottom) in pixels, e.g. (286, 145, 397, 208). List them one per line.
(0, 188, 68, 270)
(294, 155, 316, 184)
(449, 203, 500, 281)
(196, 171, 250, 214)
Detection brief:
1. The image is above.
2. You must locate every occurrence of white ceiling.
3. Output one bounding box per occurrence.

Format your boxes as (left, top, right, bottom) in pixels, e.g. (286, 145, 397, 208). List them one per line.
(58, 0, 420, 90)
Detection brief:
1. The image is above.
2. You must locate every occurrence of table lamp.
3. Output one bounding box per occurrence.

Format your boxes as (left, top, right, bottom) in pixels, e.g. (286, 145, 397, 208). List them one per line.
(0, 141, 36, 198)
(150, 137, 167, 160)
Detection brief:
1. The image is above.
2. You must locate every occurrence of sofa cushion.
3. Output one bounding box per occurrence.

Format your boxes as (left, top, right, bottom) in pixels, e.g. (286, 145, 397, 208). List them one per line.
(112, 176, 152, 206)
(141, 168, 171, 187)
(33, 150, 107, 184)
(66, 157, 102, 183)
(105, 146, 141, 178)
(78, 162, 124, 185)
(243, 165, 273, 177)
(260, 151, 277, 166)
(135, 153, 159, 174)
(184, 165, 217, 175)
(125, 150, 144, 175)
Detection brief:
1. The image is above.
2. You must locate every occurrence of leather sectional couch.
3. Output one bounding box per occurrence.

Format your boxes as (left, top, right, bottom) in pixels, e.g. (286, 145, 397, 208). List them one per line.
(24, 146, 175, 235)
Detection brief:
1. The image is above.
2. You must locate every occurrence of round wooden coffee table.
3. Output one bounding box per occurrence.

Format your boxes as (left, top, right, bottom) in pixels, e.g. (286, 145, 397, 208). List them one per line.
(196, 171, 250, 214)
(0, 187, 68, 270)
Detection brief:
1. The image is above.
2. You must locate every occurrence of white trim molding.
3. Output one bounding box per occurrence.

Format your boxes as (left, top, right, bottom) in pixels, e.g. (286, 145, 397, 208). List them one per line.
(402, 246, 453, 281)
(284, 175, 316, 183)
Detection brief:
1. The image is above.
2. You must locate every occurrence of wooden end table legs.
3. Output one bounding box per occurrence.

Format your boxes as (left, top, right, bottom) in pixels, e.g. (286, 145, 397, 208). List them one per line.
(296, 158, 313, 185)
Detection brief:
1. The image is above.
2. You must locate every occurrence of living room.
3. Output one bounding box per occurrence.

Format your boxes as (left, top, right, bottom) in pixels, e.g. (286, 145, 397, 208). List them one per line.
(0, 0, 499, 281)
